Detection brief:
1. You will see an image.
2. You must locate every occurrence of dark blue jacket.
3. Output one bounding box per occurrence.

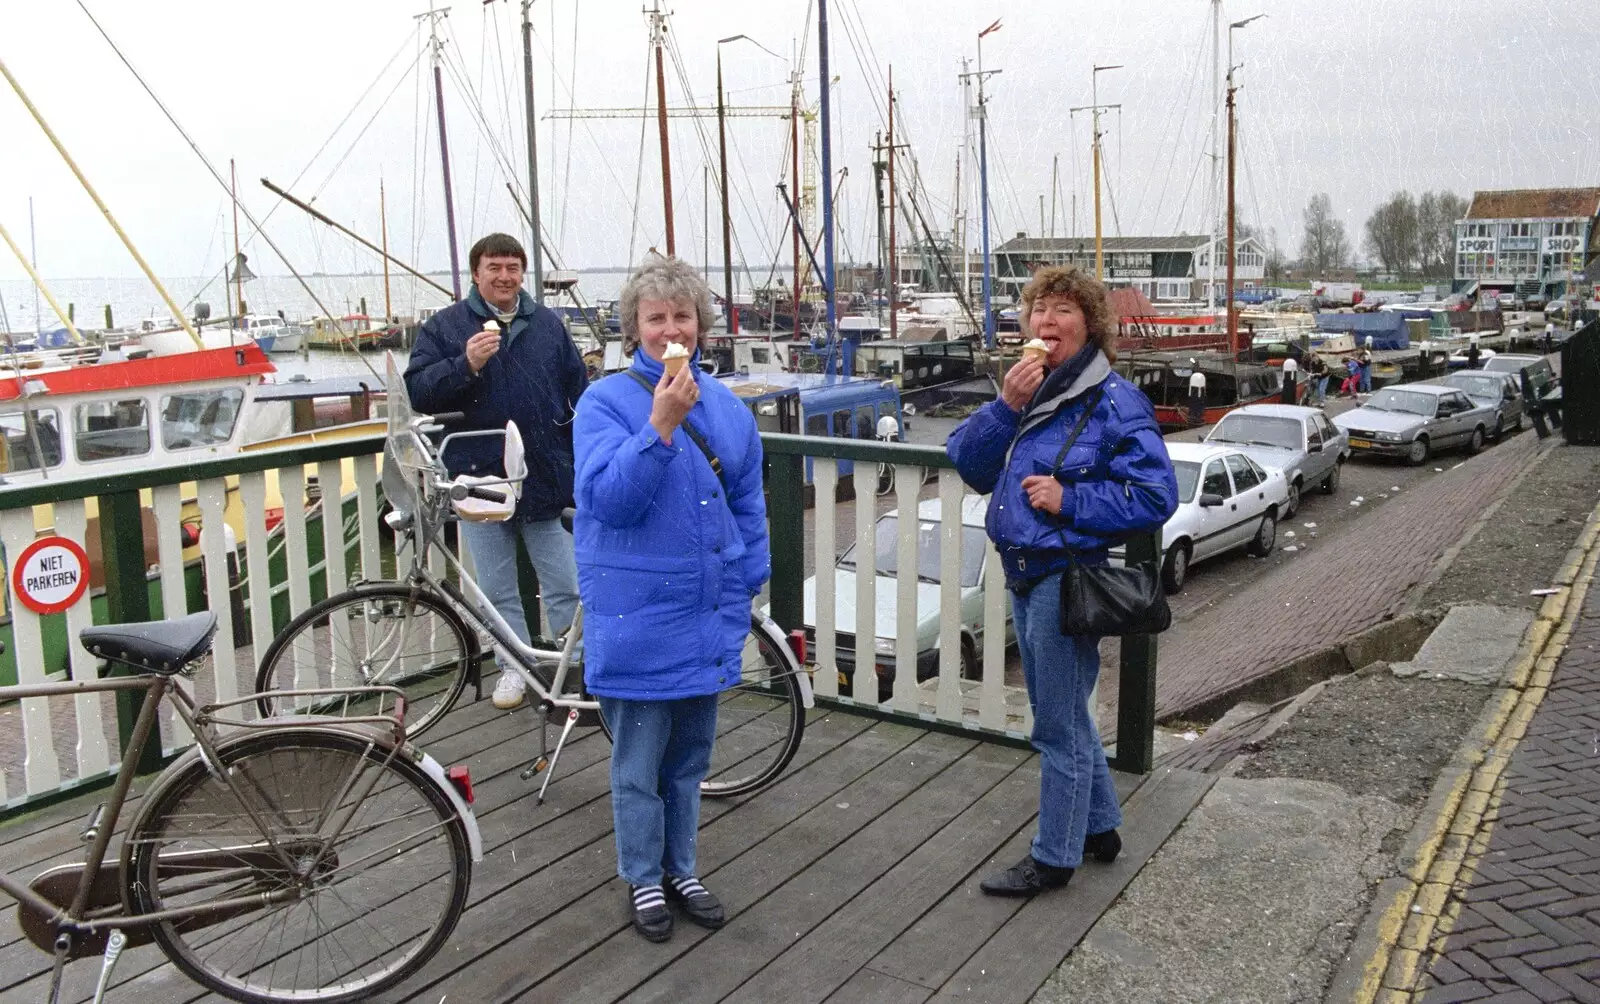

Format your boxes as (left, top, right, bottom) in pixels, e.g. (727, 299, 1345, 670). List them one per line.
(403, 290, 587, 522)
(947, 350, 1178, 582)
(573, 348, 770, 700)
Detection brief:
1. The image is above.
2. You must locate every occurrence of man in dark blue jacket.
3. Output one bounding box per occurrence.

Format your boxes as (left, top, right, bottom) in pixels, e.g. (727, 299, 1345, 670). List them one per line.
(404, 233, 588, 709)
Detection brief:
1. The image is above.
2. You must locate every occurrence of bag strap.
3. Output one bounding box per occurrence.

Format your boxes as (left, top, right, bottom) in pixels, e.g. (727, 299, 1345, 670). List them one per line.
(625, 368, 728, 486)
(1048, 386, 1105, 476)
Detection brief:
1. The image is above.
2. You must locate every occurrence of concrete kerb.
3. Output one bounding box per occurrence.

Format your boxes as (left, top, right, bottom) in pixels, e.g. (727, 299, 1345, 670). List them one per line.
(1325, 494, 1600, 1004)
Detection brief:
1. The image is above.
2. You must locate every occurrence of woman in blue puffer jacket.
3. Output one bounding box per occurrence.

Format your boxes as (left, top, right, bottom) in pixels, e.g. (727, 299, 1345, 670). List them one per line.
(947, 265, 1177, 899)
(572, 255, 769, 944)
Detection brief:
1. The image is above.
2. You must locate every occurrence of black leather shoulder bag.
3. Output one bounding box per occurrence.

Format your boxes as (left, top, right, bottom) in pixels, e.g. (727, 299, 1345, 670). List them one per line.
(1043, 386, 1171, 638)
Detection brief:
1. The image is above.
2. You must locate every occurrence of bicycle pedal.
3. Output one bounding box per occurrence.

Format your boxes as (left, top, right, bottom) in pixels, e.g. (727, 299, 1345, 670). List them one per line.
(519, 756, 549, 781)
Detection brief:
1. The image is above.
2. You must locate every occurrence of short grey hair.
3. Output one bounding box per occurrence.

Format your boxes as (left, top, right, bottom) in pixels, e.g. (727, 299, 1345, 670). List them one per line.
(619, 255, 717, 349)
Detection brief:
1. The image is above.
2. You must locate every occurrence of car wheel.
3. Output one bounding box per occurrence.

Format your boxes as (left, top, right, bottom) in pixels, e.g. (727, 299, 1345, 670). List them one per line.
(1321, 459, 1342, 495)
(1492, 415, 1504, 441)
(1513, 411, 1524, 432)
(1285, 479, 1301, 520)
(1161, 541, 1191, 595)
(1247, 511, 1277, 557)
(1406, 436, 1430, 466)
(1465, 426, 1485, 455)
(960, 636, 980, 681)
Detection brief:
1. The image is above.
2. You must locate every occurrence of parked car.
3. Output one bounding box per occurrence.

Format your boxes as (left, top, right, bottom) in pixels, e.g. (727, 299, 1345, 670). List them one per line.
(1203, 403, 1349, 519)
(1118, 442, 1290, 595)
(1333, 383, 1495, 465)
(1482, 353, 1560, 403)
(801, 494, 1010, 699)
(1440, 370, 1524, 440)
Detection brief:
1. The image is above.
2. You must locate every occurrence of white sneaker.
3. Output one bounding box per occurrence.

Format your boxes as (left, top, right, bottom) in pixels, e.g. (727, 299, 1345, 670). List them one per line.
(491, 672, 526, 710)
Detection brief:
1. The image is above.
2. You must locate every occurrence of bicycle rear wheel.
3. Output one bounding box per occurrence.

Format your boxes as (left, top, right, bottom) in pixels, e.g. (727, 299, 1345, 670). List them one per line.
(255, 583, 474, 737)
(126, 729, 471, 1003)
(599, 615, 806, 799)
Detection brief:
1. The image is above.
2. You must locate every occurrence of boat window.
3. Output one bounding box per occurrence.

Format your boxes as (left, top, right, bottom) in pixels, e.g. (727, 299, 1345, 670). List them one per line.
(805, 412, 829, 438)
(1225, 453, 1260, 490)
(0, 409, 63, 473)
(74, 399, 151, 462)
(854, 406, 875, 440)
(832, 410, 851, 439)
(160, 388, 245, 450)
(750, 347, 770, 365)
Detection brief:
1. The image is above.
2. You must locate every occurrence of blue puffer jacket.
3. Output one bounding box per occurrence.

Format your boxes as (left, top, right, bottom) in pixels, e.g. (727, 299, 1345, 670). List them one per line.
(403, 289, 587, 522)
(573, 349, 770, 700)
(947, 350, 1178, 582)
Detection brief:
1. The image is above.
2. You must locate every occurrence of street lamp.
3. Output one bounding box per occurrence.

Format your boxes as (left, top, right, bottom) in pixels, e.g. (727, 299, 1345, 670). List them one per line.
(714, 33, 783, 332)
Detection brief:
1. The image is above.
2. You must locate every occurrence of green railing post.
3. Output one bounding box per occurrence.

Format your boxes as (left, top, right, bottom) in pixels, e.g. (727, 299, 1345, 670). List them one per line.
(1110, 529, 1160, 774)
(98, 489, 162, 773)
(765, 451, 805, 634)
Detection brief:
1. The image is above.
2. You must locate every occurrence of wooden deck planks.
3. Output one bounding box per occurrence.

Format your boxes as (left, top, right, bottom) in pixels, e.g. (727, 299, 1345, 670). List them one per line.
(0, 701, 1210, 1004)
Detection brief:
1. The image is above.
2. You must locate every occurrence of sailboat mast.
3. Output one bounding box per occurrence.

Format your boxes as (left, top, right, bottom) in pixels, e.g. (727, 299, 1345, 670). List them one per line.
(1208, 0, 1220, 313)
(521, 0, 545, 297)
(28, 198, 39, 337)
(419, 5, 462, 301)
(1050, 154, 1058, 238)
(790, 72, 802, 339)
(231, 158, 243, 336)
(1093, 111, 1103, 279)
(888, 66, 897, 341)
(1226, 76, 1238, 356)
(381, 179, 393, 322)
(975, 21, 1002, 349)
(0, 54, 200, 347)
(717, 50, 735, 330)
(0, 220, 82, 343)
(652, 3, 675, 256)
(817, 0, 837, 337)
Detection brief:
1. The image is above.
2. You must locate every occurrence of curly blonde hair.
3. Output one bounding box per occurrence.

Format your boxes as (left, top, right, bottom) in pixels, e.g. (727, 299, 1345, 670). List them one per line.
(1019, 265, 1117, 363)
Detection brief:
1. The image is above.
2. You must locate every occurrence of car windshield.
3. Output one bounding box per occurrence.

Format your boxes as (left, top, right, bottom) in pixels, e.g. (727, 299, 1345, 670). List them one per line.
(1209, 414, 1300, 450)
(1363, 389, 1435, 416)
(1173, 460, 1200, 503)
(837, 515, 987, 587)
(1484, 357, 1537, 374)
(1446, 375, 1502, 398)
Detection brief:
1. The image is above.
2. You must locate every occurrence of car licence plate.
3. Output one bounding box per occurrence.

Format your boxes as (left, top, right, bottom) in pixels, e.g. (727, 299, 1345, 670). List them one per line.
(1349, 438, 1373, 449)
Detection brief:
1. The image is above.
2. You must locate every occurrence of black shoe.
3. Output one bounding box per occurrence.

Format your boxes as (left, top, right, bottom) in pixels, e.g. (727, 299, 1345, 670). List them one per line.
(1085, 829, 1122, 864)
(629, 885, 673, 942)
(665, 875, 726, 929)
(978, 855, 1074, 898)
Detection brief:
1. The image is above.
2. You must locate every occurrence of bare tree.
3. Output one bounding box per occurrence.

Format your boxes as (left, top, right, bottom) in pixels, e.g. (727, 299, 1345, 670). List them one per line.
(1300, 194, 1351, 275)
(1239, 222, 1287, 282)
(1364, 191, 1420, 277)
(1417, 191, 1469, 278)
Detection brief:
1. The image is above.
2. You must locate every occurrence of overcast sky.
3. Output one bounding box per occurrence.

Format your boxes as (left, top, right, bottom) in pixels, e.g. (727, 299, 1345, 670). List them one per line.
(2, 0, 1597, 284)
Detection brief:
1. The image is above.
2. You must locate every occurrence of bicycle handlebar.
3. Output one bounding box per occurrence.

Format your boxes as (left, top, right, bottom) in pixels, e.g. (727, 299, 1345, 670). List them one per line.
(448, 484, 510, 504)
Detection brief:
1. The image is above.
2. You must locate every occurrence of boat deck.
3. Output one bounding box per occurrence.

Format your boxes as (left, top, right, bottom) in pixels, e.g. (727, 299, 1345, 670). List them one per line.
(0, 696, 1211, 1003)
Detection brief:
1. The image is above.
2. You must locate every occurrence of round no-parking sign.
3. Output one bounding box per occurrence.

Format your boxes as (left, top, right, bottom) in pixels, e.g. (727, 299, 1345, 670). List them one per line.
(11, 537, 90, 615)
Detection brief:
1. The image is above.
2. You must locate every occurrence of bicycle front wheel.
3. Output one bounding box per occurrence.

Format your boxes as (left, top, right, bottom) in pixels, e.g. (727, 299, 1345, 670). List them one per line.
(126, 728, 471, 1003)
(600, 614, 806, 799)
(255, 583, 475, 736)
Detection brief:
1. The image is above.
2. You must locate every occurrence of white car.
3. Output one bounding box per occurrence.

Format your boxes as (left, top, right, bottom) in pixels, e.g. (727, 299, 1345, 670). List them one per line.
(1152, 441, 1291, 594)
(802, 494, 1009, 700)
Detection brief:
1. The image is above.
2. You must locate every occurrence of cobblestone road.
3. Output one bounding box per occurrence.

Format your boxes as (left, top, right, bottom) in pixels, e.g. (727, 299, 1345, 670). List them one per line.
(1126, 428, 1544, 720)
(1417, 579, 1600, 1003)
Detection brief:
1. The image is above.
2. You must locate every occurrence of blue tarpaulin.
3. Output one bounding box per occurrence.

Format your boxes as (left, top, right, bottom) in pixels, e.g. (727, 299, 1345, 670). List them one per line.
(1313, 311, 1410, 350)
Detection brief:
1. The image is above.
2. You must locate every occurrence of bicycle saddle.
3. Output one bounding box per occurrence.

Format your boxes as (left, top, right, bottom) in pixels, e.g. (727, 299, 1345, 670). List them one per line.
(81, 612, 218, 674)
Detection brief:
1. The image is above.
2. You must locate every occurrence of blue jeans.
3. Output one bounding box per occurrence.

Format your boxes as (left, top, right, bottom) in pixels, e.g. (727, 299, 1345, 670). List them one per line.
(458, 517, 580, 644)
(1359, 366, 1372, 393)
(1012, 573, 1122, 869)
(1312, 375, 1329, 405)
(599, 694, 719, 886)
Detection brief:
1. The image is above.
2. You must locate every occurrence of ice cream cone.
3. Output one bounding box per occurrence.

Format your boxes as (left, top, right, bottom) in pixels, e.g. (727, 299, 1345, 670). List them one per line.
(663, 342, 691, 376)
(1022, 338, 1049, 365)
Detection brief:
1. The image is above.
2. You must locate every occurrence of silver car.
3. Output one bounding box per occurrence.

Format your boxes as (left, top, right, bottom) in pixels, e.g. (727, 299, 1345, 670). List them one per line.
(1137, 441, 1291, 594)
(1333, 384, 1495, 465)
(801, 495, 1010, 700)
(1203, 404, 1349, 519)
(1441, 370, 1524, 440)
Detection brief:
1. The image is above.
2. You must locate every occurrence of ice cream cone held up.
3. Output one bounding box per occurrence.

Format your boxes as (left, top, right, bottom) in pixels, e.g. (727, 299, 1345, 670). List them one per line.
(662, 341, 691, 377)
(1022, 338, 1050, 365)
